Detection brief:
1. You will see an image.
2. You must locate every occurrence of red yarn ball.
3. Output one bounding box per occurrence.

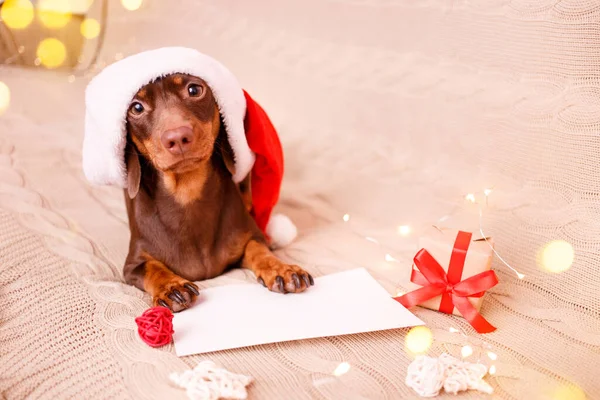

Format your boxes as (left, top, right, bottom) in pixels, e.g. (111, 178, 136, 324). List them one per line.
(135, 306, 174, 347)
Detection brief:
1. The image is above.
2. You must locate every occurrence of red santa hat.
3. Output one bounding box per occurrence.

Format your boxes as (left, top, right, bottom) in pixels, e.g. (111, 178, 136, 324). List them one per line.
(82, 47, 297, 247)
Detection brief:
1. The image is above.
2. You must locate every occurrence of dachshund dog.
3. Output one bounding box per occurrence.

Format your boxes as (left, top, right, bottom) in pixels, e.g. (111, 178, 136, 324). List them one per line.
(123, 73, 313, 312)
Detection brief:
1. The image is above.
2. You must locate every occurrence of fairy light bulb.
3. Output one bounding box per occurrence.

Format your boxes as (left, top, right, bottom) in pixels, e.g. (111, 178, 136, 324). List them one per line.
(342, 214, 350, 222)
(465, 193, 476, 203)
(397, 225, 411, 236)
(489, 365, 497, 375)
(461, 345, 473, 358)
(333, 362, 350, 376)
(0, 82, 10, 115)
(487, 351, 498, 361)
(385, 254, 397, 262)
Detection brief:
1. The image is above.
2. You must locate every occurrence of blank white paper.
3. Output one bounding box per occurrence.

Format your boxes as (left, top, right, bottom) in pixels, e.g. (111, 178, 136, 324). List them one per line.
(172, 268, 424, 356)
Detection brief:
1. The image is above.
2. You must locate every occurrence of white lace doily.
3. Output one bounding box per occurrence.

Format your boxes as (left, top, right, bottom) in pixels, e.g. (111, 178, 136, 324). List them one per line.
(406, 353, 494, 397)
(170, 361, 253, 400)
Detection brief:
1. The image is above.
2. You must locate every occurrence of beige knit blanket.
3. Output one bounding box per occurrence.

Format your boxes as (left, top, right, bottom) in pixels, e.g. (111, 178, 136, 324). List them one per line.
(1, 1, 598, 399)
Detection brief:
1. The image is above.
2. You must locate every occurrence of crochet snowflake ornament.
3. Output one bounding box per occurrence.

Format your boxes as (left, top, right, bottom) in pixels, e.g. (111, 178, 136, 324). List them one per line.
(170, 361, 253, 400)
(406, 353, 493, 397)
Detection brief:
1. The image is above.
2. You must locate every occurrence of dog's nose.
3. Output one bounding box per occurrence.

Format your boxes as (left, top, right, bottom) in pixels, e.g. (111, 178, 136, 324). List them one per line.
(161, 127, 194, 154)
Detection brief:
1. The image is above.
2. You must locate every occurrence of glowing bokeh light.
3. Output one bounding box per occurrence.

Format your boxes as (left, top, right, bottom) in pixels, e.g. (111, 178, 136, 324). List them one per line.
(465, 193, 476, 203)
(37, 0, 72, 29)
(484, 188, 493, 196)
(121, 0, 143, 11)
(541, 240, 574, 273)
(461, 345, 473, 358)
(80, 17, 100, 39)
(397, 225, 411, 236)
(405, 326, 433, 354)
(0, 82, 11, 115)
(1, 0, 34, 29)
(333, 362, 351, 377)
(342, 214, 350, 222)
(487, 351, 498, 361)
(489, 365, 497, 375)
(36, 38, 67, 69)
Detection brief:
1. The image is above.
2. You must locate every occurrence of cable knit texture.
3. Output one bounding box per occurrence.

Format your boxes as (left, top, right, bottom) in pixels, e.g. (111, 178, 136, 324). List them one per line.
(1, 0, 599, 399)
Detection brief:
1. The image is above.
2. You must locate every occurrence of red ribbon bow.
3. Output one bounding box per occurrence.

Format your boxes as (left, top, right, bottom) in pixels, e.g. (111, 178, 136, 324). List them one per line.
(394, 231, 499, 333)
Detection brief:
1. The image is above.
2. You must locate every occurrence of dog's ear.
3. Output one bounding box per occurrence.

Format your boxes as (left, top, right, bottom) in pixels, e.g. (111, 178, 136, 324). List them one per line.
(126, 143, 141, 199)
(217, 126, 236, 177)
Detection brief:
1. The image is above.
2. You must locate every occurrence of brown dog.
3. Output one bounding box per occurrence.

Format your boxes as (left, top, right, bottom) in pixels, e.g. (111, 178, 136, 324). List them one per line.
(122, 73, 313, 312)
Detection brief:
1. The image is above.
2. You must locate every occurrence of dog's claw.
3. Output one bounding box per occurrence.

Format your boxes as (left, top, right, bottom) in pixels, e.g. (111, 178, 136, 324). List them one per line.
(276, 276, 285, 293)
(258, 277, 266, 287)
(292, 273, 301, 289)
(158, 299, 169, 308)
(302, 274, 311, 288)
(308, 274, 314, 286)
(170, 289, 186, 304)
(184, 283, 199, 296)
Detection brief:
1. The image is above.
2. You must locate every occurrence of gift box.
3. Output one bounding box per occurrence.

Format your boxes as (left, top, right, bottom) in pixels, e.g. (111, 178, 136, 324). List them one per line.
(395, 228, 499, 333)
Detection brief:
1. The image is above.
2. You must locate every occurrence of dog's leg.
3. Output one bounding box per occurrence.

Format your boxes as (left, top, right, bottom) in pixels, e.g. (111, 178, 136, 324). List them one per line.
(242, 239, 314, 293)
(125, 253, 199, 312)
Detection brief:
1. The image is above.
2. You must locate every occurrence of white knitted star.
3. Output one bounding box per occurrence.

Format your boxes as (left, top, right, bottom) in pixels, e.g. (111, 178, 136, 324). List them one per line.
(406, 353, 493, 397)
(170, 361, 253, 400)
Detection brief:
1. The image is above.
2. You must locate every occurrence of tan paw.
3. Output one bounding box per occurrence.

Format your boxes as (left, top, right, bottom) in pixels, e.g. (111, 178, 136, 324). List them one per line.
(255, 259, 314, 294)
(152, 279, 199, 313)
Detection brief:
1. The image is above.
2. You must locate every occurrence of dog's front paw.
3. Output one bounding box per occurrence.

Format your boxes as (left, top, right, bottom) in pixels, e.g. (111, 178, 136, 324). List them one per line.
(254, 259, 314, 294)
(152, 279, 199, 313)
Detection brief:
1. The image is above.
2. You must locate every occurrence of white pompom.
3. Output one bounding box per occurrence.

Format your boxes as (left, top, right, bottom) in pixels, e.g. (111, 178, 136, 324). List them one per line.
(266, 214, 297, 248)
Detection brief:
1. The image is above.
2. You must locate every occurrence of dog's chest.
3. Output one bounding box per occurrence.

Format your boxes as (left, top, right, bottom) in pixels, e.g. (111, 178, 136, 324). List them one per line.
(144, 195, 251, 281)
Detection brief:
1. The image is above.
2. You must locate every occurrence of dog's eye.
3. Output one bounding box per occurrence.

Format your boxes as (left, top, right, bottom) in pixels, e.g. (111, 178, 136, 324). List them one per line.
(187, 84, 202, 97)
(130, 102, 144, 115)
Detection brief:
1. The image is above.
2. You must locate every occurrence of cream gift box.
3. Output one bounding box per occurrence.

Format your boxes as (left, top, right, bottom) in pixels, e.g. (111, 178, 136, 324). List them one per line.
(402, 228, 495, 317)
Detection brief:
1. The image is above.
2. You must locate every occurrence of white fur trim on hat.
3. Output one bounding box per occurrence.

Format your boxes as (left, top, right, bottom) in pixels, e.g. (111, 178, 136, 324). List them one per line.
(83, 47, 255, 187)
(266, 214, 298, 249)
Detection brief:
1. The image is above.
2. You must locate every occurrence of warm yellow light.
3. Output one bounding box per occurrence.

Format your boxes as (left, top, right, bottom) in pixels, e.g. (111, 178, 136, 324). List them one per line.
(465, 193, 476, 203)
(552, 384, 586, 400)
(37, 0, 72, 29)
(0, 82, 10, 115)
(489, 365, 496, 375)
(80, 18, 100, 39)
(342, 214, 350, 222)
(69, 0, 94, 13)
(405, 326, 432, 354)
(461, 345, 473, 358)
(448, 327, 460, 333)
(36, 38, 67, 69)
(517, 273, 525, 280)
(333, 362, 350, 377)
(541, 240, 574, 273)
(484, 188, 493, 196)
(1, 0, 34, 29)
(487, 351, 498, 361)
(397, 225, 411, 236)
(120, 0, 143, 11)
